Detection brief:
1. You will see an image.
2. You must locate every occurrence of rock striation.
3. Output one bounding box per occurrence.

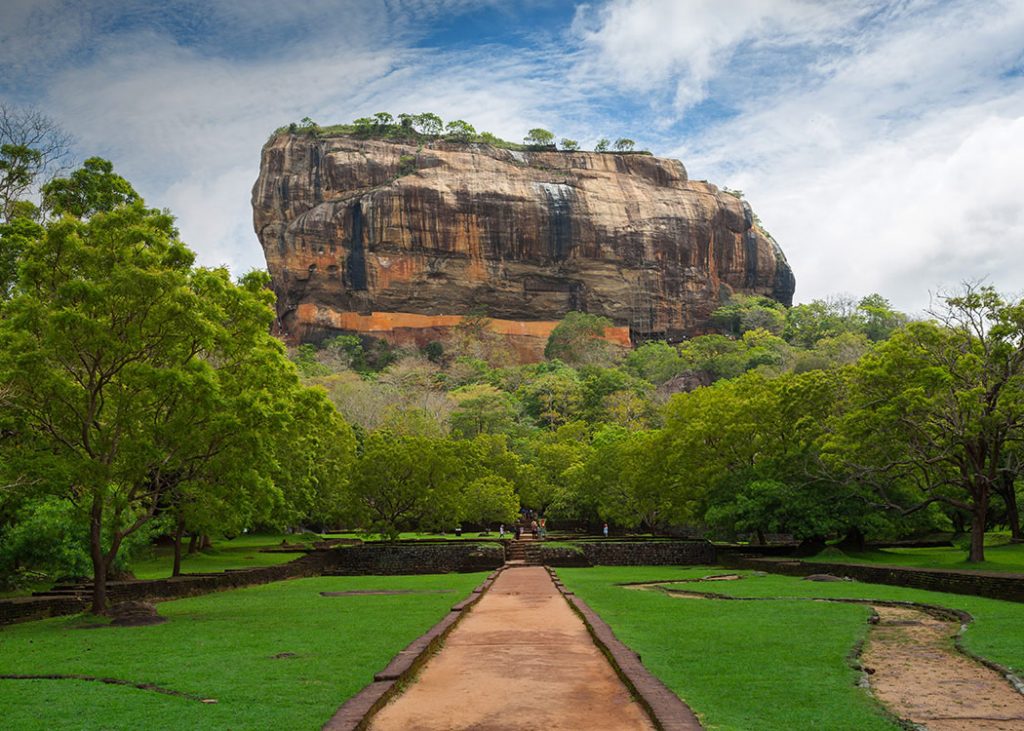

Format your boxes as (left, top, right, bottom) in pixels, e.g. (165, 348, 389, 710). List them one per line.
(252, 134, 794, 357)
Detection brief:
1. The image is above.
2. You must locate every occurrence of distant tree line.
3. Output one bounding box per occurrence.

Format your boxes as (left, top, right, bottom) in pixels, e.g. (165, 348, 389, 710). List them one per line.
(275, 114, 645, 153)
(290, 287, 1024, 565)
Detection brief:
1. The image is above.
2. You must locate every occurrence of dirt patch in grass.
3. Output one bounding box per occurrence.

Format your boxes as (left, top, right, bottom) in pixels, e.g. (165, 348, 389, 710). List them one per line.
(864, 605, 1024, 730)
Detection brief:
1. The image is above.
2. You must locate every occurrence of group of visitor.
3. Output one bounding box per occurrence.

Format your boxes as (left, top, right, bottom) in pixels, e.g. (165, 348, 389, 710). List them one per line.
(497, 516, 547, 540)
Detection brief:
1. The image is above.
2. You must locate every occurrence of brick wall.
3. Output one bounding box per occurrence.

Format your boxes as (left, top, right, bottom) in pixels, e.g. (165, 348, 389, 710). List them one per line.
(721, 555, 1024, 603)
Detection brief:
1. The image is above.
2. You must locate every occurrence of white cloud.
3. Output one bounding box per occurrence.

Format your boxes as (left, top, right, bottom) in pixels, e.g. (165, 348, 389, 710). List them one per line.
(734, 111, 1024, 314)
(571, 0, 874, 109)
(605, 0, 1024, 312)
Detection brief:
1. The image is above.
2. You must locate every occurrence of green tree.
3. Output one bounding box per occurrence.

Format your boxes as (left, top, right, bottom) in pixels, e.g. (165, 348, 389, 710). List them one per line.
(0, 104, 73, 221)
(559, 138, 579, 151)
(623, 341, 686, 384)
(462, 475, 519, 530)
(545, 311, 617, 366)
(524, 128, 554, 147)
(372, 112, 394, 130)
(414, 112, 444, 137)
(0, 144, 42, 221)
(0, 189, 207, 611)
(41, 157, 137, 219)
(0, 210, 43, 299)
(857, 293, 907, 341)
(450, 384, 518, 438)
(348, 432, 465, 539)
(572, 426, 685, 532)
(594, 138, 610, 152)
(519, 368, 584, 427)
(444, 120, 476, 142)
(661, 369, 870, 546)
(711, 294, 786, 337)
(677, 334, 749, 380)
(518, 422, 592, 516)
(351, 117, 376, 136)
(290, 343, 331, 377)
(613, 138, 635, 152)
(0, 161, 347, 609)
(825, 286, 1024, 562)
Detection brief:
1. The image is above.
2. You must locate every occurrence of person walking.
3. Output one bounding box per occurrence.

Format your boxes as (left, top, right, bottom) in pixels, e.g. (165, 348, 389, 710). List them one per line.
(602, 522, 609, 538)
(499, 524, 505, 539)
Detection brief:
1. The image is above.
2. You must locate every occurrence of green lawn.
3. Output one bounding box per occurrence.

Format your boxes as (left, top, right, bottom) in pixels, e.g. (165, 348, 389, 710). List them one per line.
(130, 531, 503, 580)
(127, 533, 316, 579)
(557, 566, 1024, 731)
(0, 572, 484, 730)
(806, 537, 1024, 573)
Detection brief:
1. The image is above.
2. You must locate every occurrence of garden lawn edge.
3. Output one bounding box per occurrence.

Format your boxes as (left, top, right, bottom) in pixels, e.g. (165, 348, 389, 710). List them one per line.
(322, 568, 503, 731)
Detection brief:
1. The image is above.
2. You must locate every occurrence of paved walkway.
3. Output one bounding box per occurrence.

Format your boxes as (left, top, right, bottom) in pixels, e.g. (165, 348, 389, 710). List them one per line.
(368, 566, 656, 731)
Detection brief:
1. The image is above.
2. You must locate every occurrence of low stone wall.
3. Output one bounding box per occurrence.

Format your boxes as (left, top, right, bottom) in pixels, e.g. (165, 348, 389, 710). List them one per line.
(537, 545, 591, 567)
(0, 595, 87, 626)
(578, 540, 716, 566)
(0, 551, 333, 627)
(323, 542, 504, 575)
(721, 555, 1024, 603)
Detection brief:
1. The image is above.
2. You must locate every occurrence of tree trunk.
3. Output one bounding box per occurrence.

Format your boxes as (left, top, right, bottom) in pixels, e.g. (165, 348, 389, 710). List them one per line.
(187, 533, 199, 554)
(968, 488, 988, 563)
(200, 534, 212, 550)
(794, 535, 826, 557)
(172, 517, 186, 577)
(1009, 489, 1022, 542)
(88, 494, 107, 614)
(997, 474, 1021, 541)
(837, 526, 866, 552)
(755, 529, 766, 546)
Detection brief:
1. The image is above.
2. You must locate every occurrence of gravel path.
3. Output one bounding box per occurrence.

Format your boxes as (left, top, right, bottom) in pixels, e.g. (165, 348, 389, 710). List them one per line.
(368, 566, 656, 731)
(864, 605, 1024, 730)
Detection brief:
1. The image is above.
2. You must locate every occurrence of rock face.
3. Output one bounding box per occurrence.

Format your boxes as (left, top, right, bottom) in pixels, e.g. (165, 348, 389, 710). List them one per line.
(252, 134, 794, 356)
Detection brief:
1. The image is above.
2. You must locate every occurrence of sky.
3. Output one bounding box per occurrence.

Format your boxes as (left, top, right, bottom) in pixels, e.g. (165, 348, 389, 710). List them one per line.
(2, 0, 1022, 315)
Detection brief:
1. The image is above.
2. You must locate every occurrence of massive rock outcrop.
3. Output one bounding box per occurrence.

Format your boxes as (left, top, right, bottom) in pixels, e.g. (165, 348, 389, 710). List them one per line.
(252, 134, 794, 358)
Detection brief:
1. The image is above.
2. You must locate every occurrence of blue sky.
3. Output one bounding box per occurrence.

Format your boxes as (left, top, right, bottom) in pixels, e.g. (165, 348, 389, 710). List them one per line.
(2, 0, 1023, 314)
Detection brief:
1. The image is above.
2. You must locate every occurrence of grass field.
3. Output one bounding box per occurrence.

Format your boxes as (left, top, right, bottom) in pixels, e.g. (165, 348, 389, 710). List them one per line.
(556, 566, 1024, 731)
(806, 535, 1024, 573)
(0, 572, 484, 730)
(128, 533, 315, 579)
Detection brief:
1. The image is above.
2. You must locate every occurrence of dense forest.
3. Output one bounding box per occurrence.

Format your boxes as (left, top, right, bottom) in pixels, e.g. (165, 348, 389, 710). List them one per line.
(2, 106, 1023, 613)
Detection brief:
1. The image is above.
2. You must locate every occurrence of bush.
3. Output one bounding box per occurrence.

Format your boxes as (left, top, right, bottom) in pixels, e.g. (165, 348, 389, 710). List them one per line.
(0, 498, 154, 586)
(398, 154, 417, 176)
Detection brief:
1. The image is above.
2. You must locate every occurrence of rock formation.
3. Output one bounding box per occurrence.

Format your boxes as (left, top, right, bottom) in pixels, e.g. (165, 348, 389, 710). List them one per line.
(252, 134, 794, 358)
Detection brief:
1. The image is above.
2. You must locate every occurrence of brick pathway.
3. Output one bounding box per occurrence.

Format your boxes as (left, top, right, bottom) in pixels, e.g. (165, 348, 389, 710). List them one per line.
(367, 566, 656, 730)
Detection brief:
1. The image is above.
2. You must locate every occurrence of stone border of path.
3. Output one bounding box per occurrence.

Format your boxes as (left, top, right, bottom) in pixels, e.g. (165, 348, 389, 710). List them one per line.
(322, 568, 503, 731)
(546, 567, 704, 731)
